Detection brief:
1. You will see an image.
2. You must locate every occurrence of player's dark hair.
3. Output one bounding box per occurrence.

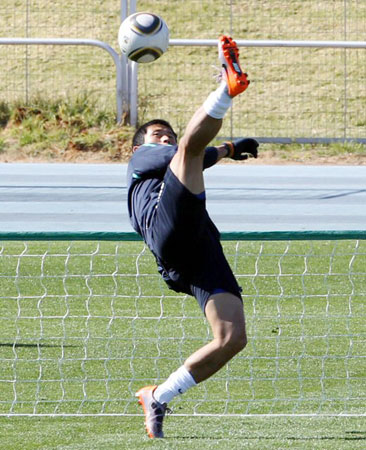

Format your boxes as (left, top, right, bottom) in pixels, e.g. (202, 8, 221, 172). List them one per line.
(132, 119, 177, 148)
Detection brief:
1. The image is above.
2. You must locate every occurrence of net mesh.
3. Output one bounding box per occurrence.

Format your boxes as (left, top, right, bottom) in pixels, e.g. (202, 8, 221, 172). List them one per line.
(0, 239, 365, 416)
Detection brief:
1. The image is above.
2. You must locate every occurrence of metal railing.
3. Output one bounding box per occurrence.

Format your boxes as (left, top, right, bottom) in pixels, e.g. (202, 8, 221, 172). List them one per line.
(129, 38, 366, 143)
(1, 36, 365, 143)
(0, 37, 125, 123)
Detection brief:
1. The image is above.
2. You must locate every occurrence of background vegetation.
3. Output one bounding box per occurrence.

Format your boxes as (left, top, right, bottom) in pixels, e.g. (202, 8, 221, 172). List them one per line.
(0, 96, 133, 162)
(0, 0, 365, 163)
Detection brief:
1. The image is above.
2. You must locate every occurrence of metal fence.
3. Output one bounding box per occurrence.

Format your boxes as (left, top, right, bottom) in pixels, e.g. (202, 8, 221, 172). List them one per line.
(0, 0, 365, 142)
(0, 1, 123, 113)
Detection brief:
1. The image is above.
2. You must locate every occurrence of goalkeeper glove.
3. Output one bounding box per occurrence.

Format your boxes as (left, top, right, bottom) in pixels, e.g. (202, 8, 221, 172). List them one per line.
(224, 138, 259, 160)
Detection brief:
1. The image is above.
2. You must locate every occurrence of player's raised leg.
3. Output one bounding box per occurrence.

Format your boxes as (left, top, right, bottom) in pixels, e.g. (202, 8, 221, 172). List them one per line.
(169, 35, 249, 195)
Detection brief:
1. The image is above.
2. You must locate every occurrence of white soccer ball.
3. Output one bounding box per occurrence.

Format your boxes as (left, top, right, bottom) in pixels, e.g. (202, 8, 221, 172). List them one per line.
(118, 12, 169, 63)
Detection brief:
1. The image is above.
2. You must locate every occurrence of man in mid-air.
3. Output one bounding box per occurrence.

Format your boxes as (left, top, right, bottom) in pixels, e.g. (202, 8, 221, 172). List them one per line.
(127, 35, 258, 438)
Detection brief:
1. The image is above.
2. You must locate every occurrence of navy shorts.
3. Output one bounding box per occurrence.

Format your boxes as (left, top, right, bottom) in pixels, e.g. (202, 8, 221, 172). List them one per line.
(145, 167, 242, 313)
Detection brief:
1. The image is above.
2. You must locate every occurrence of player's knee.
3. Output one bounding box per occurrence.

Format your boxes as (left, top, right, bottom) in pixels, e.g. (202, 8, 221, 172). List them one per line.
(230, 329, 247, 354)
(220, 327, 247, 356)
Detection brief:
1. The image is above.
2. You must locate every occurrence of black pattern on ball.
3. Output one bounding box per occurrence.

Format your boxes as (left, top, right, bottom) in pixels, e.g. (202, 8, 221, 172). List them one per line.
(130, 13, 162, 35)
(128, 47, 163, 62)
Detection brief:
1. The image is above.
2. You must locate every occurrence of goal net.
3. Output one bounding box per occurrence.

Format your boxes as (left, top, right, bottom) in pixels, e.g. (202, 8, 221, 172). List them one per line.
(0, 232, 365, 416)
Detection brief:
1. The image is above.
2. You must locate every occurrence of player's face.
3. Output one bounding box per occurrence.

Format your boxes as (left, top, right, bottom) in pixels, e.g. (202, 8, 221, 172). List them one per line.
(144, 124, 177, 146)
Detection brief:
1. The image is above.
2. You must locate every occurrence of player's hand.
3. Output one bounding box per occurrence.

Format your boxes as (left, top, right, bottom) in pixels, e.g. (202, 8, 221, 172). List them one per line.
(225, 138, 259, 160)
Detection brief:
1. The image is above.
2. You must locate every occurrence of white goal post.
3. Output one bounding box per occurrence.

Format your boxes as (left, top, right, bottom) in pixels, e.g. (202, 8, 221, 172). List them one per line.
(0, 231, 365, 417)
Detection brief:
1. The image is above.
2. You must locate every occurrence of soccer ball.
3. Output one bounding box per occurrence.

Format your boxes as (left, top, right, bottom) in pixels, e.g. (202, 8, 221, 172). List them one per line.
(118, 12, 169, 63)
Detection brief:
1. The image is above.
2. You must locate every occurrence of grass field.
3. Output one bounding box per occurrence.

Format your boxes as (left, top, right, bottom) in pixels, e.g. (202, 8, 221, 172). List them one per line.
(0, 239, 365, 447)
(1, 416, 366, 449)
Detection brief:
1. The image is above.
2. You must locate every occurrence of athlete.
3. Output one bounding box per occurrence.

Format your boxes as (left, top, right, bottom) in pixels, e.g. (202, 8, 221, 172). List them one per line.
(127, 36, 259, 438)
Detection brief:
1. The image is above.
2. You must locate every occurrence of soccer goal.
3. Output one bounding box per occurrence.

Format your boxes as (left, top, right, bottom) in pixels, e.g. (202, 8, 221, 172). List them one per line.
(0, 231, 365, 417)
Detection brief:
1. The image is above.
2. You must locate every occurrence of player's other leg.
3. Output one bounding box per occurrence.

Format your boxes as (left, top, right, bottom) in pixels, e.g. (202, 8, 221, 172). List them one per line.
(135, 293, 246, 438)
(184, 292, 247, 382)
(134, 288, 246, 439)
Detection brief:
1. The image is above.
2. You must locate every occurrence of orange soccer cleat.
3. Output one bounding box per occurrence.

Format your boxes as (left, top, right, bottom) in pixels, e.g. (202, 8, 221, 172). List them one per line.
(218, 35, 250, 97)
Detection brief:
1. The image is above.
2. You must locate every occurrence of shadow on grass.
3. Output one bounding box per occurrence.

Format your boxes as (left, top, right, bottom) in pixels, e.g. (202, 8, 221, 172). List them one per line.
(0, 342, 78, 348)
(167, 430, 366, 442)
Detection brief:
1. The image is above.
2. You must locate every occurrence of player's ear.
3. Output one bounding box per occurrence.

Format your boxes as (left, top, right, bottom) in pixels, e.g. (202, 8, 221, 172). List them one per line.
(132, 145, 139, 153)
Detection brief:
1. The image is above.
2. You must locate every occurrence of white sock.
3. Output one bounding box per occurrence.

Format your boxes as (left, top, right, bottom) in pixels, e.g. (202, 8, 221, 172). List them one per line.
(203, 82, 232, 119)
(153, 365, 197, 404)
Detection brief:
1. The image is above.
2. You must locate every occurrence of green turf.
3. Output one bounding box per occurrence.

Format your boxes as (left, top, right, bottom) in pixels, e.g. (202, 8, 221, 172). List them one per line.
(1, 416, 366, 449)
